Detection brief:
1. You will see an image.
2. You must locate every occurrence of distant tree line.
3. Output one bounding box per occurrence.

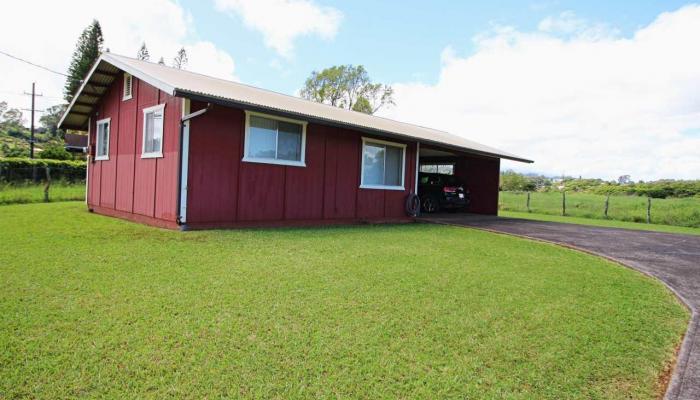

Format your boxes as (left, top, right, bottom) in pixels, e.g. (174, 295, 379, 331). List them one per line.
(500, 170, 700, 199)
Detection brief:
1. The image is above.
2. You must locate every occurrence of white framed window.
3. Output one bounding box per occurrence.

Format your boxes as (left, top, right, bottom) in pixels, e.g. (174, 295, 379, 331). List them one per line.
(360, 137, 406, 191)
(242, 111, 307, 167)
(95, 118, 111, 161)
(141, 104, 165, 158)
(122, 73, 133, 100)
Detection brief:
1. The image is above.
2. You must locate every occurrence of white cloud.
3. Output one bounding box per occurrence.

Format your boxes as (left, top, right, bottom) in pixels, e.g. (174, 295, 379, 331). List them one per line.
(380, 6, 700, 180)
(215, 0, 342, 57)
(0, 0, 237, 124)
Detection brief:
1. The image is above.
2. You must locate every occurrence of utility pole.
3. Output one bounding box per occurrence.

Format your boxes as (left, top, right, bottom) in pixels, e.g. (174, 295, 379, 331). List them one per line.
(22, 82, 43, 159)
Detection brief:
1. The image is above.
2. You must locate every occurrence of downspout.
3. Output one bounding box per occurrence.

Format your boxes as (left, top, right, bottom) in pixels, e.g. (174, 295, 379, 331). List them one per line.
(176, 101, 212, 227)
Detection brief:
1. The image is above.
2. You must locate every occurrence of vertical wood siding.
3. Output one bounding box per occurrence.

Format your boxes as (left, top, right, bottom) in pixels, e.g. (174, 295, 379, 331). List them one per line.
(454, 156, 500, 215)
(186, 104, 418, 225)
(86, 75, 181, 223)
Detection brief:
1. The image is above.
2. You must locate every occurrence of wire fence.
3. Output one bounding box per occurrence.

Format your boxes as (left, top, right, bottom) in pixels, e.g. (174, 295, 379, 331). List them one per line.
(0, 166, 86, 205)
(499, 191, 700, 228)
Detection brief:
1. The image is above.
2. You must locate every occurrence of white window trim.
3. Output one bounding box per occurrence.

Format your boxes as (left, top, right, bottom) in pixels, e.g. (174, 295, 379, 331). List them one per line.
(242, 110, 307, 167)
(122, 73, 133, 101)
(360, 137, 406, 191)
(141, 103, 166, 159)
(95, 117, 111, 161)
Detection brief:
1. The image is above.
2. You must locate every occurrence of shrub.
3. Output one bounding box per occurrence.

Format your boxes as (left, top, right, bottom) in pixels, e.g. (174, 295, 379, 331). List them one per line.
(39, 145, 73, 160)
(0, 157, 86, 183)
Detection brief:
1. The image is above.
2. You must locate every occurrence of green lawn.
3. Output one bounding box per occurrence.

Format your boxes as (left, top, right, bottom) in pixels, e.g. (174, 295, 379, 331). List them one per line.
(0, 182, 85, 205)
(500, 211, 700, 236)
(0, 202, 689, 399)
(499, 191, 700, 228)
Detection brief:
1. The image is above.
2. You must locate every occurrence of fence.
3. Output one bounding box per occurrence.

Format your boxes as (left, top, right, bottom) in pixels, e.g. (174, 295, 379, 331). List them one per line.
(0, 165, 86, 205)
(499, 191, 700, 228)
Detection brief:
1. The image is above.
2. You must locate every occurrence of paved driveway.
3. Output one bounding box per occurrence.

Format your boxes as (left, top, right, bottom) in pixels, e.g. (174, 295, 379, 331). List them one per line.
(421, 214, 700, 400)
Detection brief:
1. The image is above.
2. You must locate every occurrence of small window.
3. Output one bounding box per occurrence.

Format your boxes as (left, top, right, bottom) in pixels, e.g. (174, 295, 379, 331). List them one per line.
(420, 163, 454, 175)
(142, 104, 165, 158)
(360, 138, 406, 190)
(243, 111, 306, 167)
(95, 118, 110, 161)
(123, 73, 133, 100)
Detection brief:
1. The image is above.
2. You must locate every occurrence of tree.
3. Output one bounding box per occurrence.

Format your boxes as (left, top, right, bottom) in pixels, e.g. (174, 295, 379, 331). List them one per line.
(1, 105, 23, 128)
(157, 57, 165, 65)
(173, 47, 188, 69)
(300, 65, 395, 114)
(500, 170, 536, 191)
(137, 42, 150, 61)
(64, 20, 104, 102)
(618, 175, 632, 185)
(39, 104, 68, 138)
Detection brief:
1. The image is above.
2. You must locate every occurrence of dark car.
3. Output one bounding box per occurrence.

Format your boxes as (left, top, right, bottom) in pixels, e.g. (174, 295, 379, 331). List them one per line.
(418, 173, 469, 213)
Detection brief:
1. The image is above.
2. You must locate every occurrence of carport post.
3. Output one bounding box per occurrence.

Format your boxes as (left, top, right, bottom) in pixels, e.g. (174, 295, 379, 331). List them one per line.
(414, 141, 420, 193)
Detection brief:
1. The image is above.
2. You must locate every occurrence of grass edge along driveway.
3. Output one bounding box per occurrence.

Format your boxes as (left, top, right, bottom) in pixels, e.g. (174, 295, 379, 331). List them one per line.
(0, 202, 689, 399)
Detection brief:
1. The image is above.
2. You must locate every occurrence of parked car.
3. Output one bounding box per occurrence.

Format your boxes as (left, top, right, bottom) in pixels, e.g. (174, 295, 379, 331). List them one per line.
(418, 172, 469, 213)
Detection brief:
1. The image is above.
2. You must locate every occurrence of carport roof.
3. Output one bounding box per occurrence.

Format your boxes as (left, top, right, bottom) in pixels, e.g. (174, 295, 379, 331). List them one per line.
(59, 53, 532, 163)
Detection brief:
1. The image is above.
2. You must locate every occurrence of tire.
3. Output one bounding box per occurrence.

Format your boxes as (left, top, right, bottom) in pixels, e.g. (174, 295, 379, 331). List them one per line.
(421, 195, 440, 213)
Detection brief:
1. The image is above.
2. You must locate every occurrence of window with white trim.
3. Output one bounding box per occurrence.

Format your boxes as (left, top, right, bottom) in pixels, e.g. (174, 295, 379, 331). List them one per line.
(123, 73, 133, 100)
(243, 111, 306, 167)
(360, 138, 406, 190)
(420, 163, 454, 175)
(142, 104, 165, 158)
(95, 118, 110, 161)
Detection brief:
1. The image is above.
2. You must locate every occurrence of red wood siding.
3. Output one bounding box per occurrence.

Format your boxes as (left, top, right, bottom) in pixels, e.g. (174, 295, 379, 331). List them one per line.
(86, 75, 181, 224)
(454, 155, 500, 215)
(186, 105, 418, 226)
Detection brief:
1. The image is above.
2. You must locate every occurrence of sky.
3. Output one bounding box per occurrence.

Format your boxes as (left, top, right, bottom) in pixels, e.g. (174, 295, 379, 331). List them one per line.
(1, 0, 698, 180)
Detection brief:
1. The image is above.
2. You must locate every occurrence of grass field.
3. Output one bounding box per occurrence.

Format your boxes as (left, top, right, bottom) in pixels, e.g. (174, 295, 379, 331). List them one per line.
(0, 203, 689, 399)
(500, 211, 700, 236)
(500, 191, 700, 228)
(0, 182, 85, 205)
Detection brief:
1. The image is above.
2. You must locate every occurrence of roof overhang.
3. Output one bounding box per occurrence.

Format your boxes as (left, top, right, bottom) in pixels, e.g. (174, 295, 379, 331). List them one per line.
(59, 53, 533, 164)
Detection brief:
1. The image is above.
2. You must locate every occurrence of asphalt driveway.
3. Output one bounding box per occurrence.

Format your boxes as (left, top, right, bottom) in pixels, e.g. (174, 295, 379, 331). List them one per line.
(421, 214, 700, 400)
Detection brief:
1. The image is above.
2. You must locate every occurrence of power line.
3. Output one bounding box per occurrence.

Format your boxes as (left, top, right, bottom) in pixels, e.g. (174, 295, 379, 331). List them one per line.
(0, 49, 70, 78)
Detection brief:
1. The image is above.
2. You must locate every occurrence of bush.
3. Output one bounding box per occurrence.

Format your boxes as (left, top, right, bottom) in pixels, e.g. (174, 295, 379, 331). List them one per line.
(39, 145, 73, 160)
(0, 157, 86, 183)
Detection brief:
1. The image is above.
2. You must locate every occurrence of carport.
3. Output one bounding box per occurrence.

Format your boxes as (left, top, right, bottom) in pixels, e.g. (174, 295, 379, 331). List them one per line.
(417, 145, 505, 215)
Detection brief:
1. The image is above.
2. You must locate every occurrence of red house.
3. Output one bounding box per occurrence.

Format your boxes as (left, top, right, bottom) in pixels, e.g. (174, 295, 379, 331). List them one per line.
(58, 53, 531, 230)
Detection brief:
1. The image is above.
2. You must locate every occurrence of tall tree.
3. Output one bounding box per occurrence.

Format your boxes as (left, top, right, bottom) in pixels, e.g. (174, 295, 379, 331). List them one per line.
(300, 65, 395, 114)
(173, 47, 188, 69)
(64, 20, 104, 102)
(137, 42, 150, 61)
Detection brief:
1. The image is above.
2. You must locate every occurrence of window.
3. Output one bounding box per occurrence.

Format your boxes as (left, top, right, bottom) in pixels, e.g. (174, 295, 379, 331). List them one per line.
(95, 118, 110, 161)
(142, 104, 165, 158)
(123, 73, 133, 100)
(420, 163, 454, 175)
(243, 111, 307, 167)
(360, 138, 406, 190)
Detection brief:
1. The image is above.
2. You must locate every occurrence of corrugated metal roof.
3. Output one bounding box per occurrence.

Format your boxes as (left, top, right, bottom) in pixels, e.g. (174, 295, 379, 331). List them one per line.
(60, 53, 532, 163)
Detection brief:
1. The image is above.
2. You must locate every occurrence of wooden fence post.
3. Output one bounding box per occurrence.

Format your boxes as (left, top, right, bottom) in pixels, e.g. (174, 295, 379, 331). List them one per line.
(43, 166, 51, 203)
(526, 191, 531, 213)
(562, 191, 566, 216)
(647, 197, 651, 224)
(604, 194, 609, 219)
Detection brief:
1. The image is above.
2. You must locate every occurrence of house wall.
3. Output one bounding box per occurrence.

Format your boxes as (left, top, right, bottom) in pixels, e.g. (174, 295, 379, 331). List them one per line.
(86, 76, 181, 228)
(185, 102, 418, 227)
(454, 155, 500, 215)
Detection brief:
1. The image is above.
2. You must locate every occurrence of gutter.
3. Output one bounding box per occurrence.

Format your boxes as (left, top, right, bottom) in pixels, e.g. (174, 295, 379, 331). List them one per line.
(176, 102, 212, 226)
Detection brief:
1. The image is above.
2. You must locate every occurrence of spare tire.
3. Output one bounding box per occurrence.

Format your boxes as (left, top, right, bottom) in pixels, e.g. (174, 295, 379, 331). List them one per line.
(405, 193, 421, 217)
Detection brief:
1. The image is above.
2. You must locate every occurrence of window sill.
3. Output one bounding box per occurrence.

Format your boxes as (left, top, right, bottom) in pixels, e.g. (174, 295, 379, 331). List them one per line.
(94, 156, 109, 161)
(242, 157, 306, 167)
(141, 152, 163, 159)
(122, 95, 132, 101)
(360, 184, 405, 191)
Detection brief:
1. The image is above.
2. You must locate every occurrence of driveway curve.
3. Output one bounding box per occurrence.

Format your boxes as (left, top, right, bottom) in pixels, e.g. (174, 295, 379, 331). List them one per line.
(421, 214, 700, 400)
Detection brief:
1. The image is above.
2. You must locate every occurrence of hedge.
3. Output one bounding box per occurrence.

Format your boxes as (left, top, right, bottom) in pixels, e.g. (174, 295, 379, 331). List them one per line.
(0, 157, 87, 183)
